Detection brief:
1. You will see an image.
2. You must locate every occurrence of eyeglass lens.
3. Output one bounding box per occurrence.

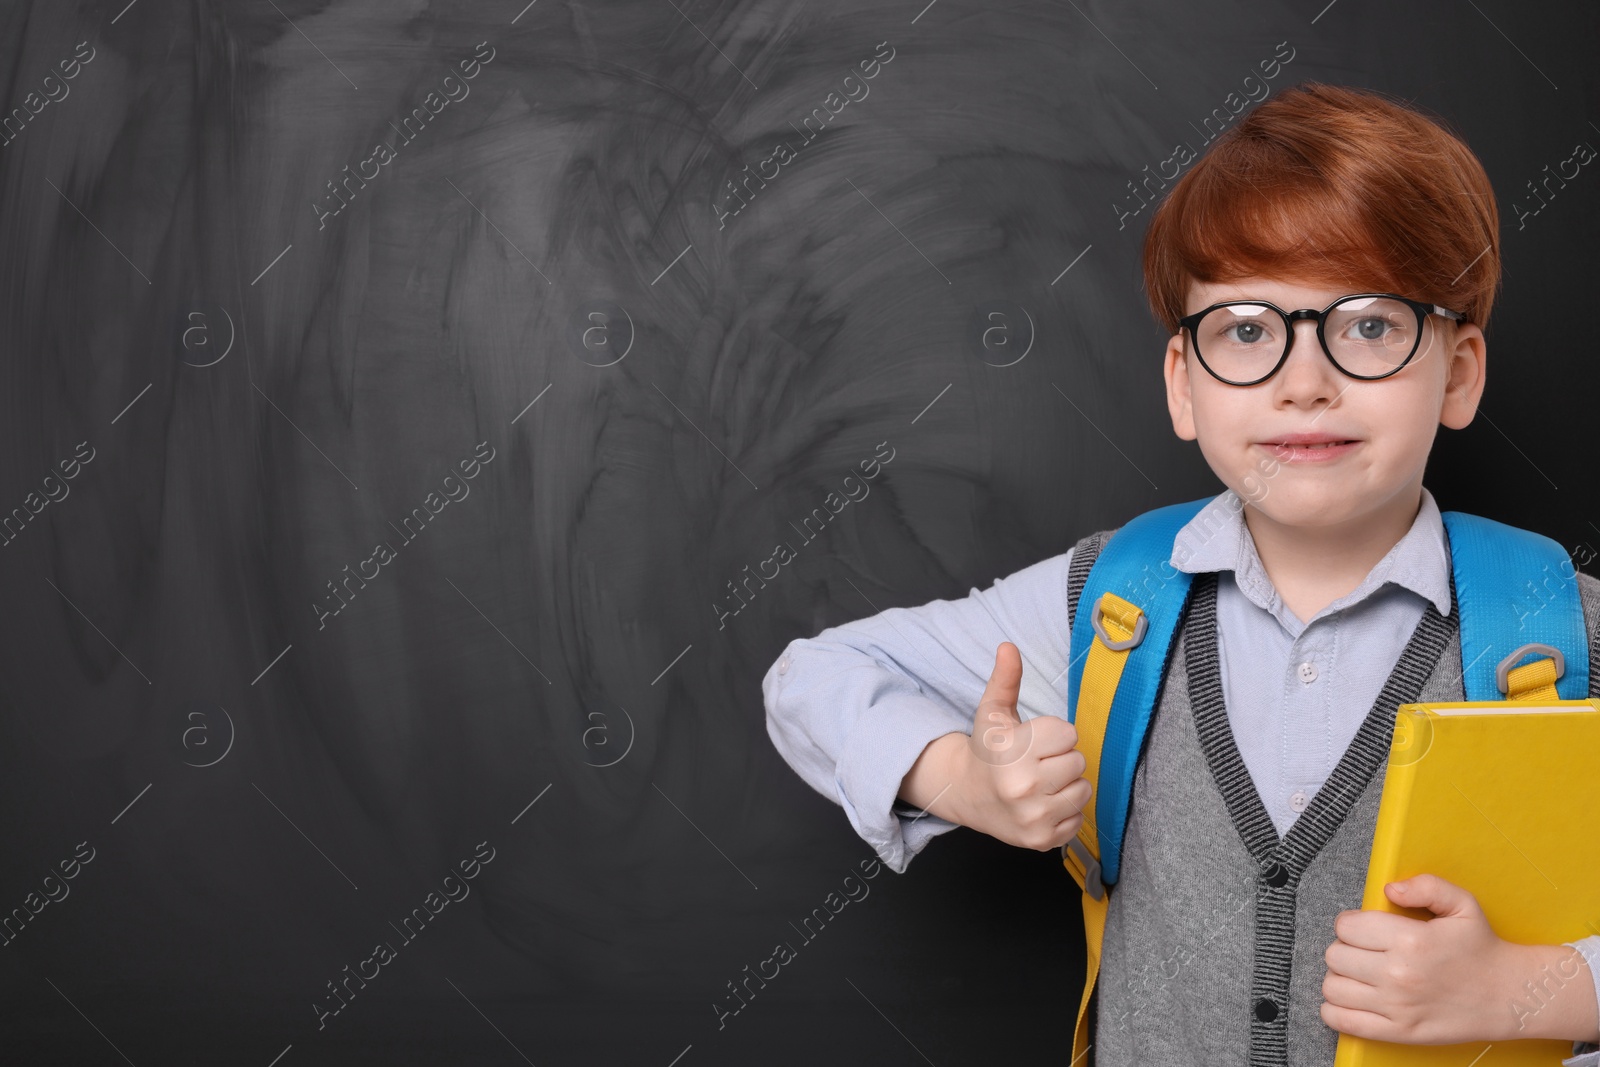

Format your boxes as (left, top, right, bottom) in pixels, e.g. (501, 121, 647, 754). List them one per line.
(1193, 296, 1420, 382)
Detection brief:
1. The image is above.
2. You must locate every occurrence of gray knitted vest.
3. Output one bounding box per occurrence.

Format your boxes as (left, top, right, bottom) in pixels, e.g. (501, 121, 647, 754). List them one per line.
(1063, 528, 1600, 1067)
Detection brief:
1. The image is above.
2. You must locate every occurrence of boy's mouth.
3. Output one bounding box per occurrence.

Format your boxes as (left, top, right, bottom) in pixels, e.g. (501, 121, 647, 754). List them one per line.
(1257, 433, 1361, 461)
(1260, 433, 1359, 448)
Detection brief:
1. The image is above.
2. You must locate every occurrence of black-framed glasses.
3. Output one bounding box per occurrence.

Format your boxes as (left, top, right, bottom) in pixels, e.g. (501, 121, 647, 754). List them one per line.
(1178, 293, 1466, 386)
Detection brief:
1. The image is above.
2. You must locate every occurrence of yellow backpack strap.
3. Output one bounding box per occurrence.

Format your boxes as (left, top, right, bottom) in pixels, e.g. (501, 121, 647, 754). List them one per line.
(1062, 590, 1146, 1067)
(1498, 642, 1564, 701)
(1059, 498, 1213, 1064)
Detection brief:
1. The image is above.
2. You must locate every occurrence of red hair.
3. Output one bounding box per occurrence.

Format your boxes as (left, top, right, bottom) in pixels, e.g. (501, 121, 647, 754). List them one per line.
(1141, 81, 1500, 336)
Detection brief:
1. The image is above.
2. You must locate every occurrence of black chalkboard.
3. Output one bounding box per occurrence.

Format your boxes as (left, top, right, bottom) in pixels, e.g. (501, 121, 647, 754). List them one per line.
(1, 1, 1595, 1064)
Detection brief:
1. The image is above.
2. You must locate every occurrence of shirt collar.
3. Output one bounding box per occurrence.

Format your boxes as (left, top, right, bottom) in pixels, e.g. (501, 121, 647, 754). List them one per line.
(1168, 486, 1453, 630)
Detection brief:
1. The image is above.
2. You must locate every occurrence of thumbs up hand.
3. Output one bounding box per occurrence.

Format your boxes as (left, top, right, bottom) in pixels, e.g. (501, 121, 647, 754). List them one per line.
(949, 642, 1093, 852)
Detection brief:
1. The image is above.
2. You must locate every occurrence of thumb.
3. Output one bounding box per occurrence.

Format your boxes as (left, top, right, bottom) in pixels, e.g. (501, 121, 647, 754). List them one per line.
(1384, 873, 1475, 918)
(974, 641, 1024, 733)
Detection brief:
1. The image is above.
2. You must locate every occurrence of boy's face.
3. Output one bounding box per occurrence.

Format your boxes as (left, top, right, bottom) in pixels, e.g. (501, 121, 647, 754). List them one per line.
(1162, 275, 1487, 529)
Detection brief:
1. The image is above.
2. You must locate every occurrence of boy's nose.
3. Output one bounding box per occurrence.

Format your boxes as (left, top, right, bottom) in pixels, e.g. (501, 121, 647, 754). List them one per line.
(1276, 320, 1341, 393)
(1283, 319, 1322, 360)
(1280, 323, 1331, 374)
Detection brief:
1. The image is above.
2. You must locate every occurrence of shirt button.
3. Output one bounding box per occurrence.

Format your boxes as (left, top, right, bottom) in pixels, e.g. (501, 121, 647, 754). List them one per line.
(1297, 661, 1318, 684)
(1254, 996, 1279, 1022)
(777, 654, 792, 675)
(1289, 790, 1308, 812)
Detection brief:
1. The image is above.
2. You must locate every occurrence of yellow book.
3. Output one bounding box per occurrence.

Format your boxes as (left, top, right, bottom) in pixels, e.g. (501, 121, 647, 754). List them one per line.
(1334, 697, 1600, 1067)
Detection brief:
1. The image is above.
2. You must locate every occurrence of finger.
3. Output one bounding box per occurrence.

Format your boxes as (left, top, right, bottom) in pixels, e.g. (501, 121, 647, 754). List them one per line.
(1020, 713, 1080, 759)
(1333, 910, 1412, 952)
(1050, 807, 1088, 848)
(975, 642, 1023, 726)
(1050, 796, 1092, 840)
(1036, 748, 1088, 795)
(1319, 999, 1391, 1042)
(1324, 940, 1387, 986)
(1385, 873, 1475, 919)
(1321, 972, 1387, 1017)
(1046, 777, 1095, 826)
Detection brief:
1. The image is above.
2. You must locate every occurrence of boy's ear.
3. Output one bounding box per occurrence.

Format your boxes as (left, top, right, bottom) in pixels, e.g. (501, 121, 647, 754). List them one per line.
(1439, 321, 1487, 430)
(1164, 330, 1198, 441)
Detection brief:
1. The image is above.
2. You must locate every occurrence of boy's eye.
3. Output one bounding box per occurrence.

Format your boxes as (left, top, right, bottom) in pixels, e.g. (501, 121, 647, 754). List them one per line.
(1214, 315, 1276, 346)
(1224, 321, 1269, 344)
(1344, 316, 1397, 341)
(1326, 298, 1415, 350)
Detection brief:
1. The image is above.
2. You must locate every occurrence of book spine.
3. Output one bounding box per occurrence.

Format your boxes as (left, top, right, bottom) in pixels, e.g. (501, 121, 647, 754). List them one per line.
(1332, 711, 1425, 1067)
(1361, 708, 1422, 913)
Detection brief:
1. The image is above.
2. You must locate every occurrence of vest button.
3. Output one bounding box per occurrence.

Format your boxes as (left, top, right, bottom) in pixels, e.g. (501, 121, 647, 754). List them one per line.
(1254, 996, 1279, 1022)
(1262, 861, 1289, 888)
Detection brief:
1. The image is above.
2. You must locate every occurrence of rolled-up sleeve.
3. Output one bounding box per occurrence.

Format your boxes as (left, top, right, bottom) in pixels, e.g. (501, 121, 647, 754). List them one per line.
(762, 547, 1076, 873)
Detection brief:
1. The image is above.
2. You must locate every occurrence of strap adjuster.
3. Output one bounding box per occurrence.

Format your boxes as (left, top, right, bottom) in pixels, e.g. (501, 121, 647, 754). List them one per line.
(1062, 837, 1105, 900)
(1090, 594, 1147, 651)
(1495, 642, 1564, 696)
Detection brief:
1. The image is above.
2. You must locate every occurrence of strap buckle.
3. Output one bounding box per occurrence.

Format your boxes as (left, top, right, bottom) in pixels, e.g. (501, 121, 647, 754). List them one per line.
(1090, 594, 1147, 652)
(1062, 837, 1105, 901)
(1494, 642, 1565, 697)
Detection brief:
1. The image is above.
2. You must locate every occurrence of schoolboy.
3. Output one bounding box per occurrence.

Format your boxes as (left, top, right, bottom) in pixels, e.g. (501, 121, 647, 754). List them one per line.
(763, 82, 1600, 1065)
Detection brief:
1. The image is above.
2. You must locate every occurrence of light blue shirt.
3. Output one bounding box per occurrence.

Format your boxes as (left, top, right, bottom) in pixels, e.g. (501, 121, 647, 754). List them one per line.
(763, 486, 1600, 1063)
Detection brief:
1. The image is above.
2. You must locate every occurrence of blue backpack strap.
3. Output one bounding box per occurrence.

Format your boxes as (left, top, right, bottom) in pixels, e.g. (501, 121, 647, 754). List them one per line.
(1439, 510, 1590, 701)
(1066, 494, 1214, 887)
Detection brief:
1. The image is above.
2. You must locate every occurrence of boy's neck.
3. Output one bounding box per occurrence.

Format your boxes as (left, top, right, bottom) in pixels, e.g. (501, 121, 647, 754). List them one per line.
(1240, 482, 1426, 627)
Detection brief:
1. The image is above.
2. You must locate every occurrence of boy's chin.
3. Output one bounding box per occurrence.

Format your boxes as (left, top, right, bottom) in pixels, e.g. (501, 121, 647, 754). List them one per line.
(1233, 483, 1364, 528)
